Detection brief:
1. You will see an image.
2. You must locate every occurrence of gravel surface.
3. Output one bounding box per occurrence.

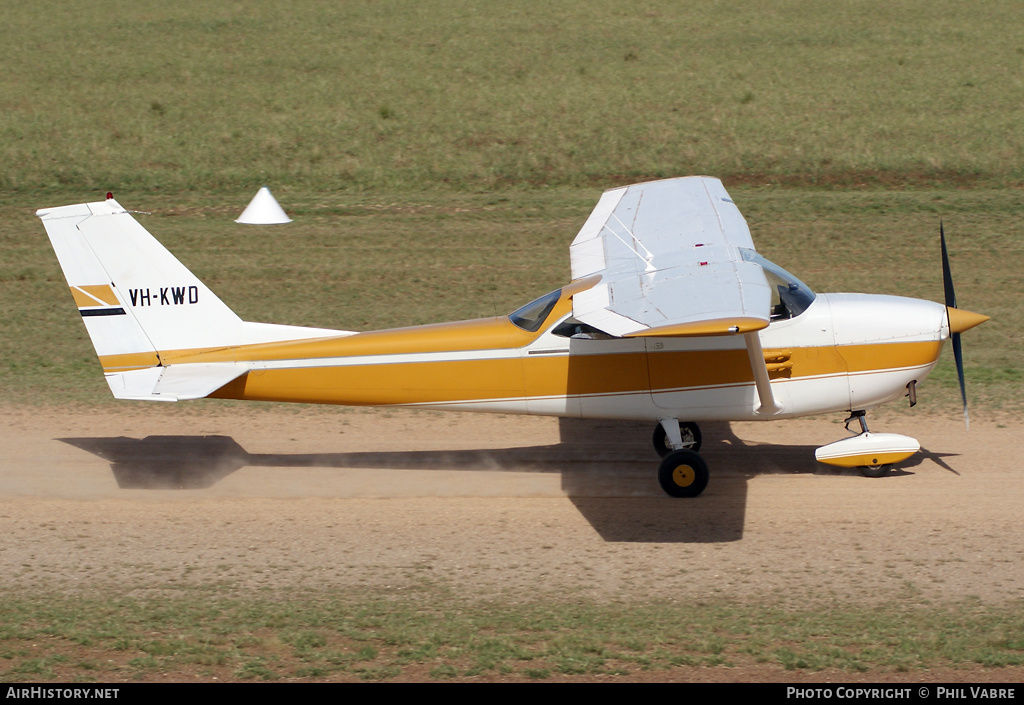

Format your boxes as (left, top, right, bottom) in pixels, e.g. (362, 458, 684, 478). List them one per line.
(2, 405, 1020, 607)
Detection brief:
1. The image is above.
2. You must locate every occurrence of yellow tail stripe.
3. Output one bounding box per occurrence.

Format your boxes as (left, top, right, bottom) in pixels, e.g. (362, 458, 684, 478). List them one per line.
(71, 285, 119, 308)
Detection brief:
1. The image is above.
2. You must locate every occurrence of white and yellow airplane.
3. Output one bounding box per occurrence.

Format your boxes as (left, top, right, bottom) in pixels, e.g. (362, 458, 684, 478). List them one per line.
(38, 177, 988, 497)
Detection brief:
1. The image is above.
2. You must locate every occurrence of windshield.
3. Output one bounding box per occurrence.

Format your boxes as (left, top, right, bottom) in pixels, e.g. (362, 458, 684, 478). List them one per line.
(740, 249, 816, 320)
(508, 289, 561, 332)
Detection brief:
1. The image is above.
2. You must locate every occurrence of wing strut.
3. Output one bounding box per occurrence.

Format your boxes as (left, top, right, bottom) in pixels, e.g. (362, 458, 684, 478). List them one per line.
(743, 331, 782, 415)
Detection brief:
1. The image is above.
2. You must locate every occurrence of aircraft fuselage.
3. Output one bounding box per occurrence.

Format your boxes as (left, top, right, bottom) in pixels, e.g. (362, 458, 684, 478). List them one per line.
(193, 287, 948, 423)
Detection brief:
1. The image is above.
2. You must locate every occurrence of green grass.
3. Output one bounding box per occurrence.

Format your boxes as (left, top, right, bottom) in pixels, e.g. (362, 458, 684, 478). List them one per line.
(1, 589, 1022, 681)
(1, 1, 1022, 194)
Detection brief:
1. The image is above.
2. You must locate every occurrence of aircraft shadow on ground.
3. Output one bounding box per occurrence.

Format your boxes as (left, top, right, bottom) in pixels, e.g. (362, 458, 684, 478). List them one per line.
(58, 419, 956, 544)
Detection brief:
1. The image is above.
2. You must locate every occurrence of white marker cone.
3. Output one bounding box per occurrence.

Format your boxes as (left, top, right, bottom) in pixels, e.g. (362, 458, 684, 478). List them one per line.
(236, 186, 292, 224)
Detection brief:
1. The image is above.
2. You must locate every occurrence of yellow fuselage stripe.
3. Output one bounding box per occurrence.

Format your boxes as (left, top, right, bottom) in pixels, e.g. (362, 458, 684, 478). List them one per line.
(206, 339, 941, 406)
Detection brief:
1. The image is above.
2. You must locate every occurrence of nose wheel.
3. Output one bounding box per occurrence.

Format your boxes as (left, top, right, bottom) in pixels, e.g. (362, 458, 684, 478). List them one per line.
(859, 464, 893, 478)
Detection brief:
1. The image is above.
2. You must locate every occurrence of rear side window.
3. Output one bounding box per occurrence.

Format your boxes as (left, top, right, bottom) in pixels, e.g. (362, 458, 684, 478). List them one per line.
(509, 289, 561, 332)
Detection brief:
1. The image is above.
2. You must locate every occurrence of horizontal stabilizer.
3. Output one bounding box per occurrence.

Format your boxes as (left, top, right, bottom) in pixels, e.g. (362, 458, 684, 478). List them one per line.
(105, 363, 247, 402)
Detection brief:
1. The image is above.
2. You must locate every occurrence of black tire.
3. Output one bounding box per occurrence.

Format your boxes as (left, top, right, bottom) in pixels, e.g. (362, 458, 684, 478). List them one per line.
(653, 421, 702, 458)
(860, 464, 893, 478)
(657, 449, 710, 498)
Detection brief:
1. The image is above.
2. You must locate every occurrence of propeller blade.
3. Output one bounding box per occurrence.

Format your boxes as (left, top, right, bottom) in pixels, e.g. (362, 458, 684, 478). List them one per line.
(940, 221, 957, 309)
(952, 331, 968, 428)
(941, 221, 969, 428)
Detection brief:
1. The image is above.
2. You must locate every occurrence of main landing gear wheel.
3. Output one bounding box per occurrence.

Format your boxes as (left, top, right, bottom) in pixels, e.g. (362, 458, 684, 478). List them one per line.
(657, 449, 709, 498)
(859, 464, 893, 478)
(652, 421, 702, 458)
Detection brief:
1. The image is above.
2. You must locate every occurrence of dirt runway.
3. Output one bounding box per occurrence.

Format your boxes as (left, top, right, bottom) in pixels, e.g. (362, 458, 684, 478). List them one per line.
(1, 404, 1021, 607)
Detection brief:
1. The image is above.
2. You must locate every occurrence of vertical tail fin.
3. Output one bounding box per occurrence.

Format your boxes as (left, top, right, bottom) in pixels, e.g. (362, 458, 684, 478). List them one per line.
(38, 198, 245, 357)
(38, 197, 346, 400)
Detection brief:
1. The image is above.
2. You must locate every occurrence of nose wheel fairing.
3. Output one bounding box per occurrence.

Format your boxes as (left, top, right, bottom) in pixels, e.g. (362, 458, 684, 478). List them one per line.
(815, 433, 919, 468)
(814, 411, 919, 478)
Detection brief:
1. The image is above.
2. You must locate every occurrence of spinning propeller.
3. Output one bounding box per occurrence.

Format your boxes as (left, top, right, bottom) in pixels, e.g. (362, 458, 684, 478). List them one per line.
(940, 222, 989, 428)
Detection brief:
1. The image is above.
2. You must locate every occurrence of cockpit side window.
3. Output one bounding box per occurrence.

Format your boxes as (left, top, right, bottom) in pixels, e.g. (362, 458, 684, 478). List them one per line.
(739, 249, 816, 320)
(509, 289, 562, 332)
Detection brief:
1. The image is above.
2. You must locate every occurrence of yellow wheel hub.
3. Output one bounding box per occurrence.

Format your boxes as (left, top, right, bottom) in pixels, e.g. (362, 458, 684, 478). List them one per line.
(672, 464, 696, 487)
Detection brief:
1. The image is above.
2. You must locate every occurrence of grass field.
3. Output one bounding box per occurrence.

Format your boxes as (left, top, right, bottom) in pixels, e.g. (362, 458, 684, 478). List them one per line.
(2, 590, 1023, 682)
(2, 0, 1023, 682)
(2, 1, 1023, 193)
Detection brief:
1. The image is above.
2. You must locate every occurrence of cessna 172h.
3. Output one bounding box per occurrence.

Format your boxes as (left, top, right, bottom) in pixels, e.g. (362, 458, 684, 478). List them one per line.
(38, 177, 988, 497)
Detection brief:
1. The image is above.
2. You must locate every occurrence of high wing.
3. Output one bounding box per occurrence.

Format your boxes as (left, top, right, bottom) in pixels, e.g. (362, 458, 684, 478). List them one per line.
(569, 176, 772, 338)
